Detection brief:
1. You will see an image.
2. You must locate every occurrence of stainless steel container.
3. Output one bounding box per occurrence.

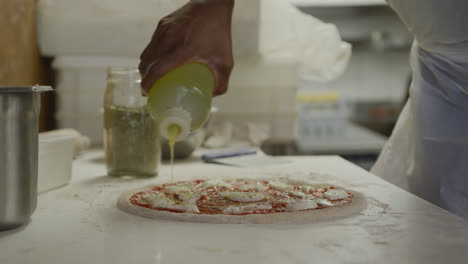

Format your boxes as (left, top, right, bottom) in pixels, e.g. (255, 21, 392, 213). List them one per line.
(0, 86, 52, 231)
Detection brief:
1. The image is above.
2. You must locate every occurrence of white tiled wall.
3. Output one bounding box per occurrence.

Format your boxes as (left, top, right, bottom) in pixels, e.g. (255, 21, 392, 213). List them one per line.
(51, 5, 411, 145)
(53, 56, 300, 144)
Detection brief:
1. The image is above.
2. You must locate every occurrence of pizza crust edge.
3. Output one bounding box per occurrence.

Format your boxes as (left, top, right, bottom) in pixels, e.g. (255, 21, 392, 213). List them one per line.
(117, 182, 367, 224)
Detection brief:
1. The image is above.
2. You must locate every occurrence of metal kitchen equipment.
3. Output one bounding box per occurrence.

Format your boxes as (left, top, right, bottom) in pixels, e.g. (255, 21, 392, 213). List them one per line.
(104, 68, 160, 178)
(0, 85, 53, 231)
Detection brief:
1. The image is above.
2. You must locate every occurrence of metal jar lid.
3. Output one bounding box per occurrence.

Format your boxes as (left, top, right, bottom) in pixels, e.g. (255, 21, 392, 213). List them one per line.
(0, 86, 53, 93)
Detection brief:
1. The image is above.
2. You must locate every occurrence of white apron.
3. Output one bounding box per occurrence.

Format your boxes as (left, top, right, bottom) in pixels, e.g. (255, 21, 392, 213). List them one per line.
(372, 0, 468, 219)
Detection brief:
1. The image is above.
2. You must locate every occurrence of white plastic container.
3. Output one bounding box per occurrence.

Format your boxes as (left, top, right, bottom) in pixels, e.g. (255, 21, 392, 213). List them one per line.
(38, 132, 76, 193)
(296, 81, 348, 144)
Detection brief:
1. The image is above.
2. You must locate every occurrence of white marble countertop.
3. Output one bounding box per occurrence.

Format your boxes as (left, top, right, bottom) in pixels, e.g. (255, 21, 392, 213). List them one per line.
(289, 0, 386, 7)
(1, 150, 467, 264)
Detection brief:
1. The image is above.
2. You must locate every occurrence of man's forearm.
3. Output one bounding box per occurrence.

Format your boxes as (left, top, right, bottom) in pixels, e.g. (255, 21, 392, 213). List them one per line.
(140, 0, 235, 95)
(191, 0, 234, 10)
(190, 0, 234, 25)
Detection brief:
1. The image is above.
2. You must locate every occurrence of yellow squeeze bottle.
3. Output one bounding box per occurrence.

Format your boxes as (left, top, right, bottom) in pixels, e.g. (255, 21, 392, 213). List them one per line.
(147, 62, 215, 179)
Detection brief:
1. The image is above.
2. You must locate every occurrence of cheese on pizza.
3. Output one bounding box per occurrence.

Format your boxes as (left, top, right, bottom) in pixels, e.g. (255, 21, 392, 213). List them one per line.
(129, 179, 352, 215)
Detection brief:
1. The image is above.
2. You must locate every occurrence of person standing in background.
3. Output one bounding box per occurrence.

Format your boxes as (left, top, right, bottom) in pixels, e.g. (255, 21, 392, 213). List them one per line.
(139, 0, 468, 219)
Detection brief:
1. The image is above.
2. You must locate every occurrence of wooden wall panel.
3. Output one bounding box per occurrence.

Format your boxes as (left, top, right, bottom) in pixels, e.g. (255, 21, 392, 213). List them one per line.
(0, 0, 55, 131)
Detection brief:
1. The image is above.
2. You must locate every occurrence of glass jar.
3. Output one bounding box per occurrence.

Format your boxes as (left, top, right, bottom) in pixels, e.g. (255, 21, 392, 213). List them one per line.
(104, 67, 160, 178)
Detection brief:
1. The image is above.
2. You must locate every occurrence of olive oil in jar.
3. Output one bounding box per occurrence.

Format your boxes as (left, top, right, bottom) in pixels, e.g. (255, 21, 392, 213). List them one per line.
(104, 67, 161, 178)
(104, 105, 160, 178)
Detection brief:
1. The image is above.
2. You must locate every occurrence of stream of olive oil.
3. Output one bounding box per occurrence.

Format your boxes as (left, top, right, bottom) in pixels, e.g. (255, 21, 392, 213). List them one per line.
(167, 124, 181, 182)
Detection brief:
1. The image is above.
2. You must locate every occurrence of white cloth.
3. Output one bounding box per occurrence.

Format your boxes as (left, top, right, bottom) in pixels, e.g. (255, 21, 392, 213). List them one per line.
(259, 0, 351, 81)
(372, 0, 468, 219)
(371, 100, 414, 192)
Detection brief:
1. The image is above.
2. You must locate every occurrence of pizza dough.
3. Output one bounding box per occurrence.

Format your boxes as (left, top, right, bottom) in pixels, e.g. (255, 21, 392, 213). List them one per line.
(117, 178, 367, 224)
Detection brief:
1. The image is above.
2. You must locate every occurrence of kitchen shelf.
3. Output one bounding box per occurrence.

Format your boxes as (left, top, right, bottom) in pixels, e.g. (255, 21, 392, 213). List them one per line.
(289, 0, 386, 7)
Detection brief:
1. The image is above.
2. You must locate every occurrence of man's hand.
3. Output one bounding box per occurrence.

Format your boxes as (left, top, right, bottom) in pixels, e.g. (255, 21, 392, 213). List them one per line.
(139, 0, 234, 96)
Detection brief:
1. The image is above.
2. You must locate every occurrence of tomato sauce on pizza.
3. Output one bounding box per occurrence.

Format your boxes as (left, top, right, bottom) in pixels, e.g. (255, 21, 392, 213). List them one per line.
(129, 179, 352, 215)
